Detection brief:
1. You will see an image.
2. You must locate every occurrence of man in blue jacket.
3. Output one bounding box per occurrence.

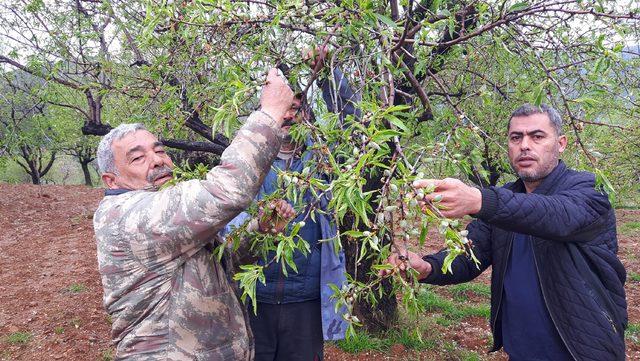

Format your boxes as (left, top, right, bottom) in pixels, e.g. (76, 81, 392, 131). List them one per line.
(385, 104, 627, 361)
(227, 48, 360, 361)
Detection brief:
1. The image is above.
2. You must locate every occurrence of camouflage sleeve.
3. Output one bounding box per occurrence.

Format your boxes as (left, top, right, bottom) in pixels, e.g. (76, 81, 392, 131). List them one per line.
(121, 111, 281, 270)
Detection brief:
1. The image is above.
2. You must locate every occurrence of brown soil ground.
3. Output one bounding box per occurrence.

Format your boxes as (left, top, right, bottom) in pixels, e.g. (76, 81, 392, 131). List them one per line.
(0, 183, 638, 360)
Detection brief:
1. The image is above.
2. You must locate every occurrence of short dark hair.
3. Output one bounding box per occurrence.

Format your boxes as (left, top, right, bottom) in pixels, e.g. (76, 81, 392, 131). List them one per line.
(509, 103, 563, 135)
(293, 92, 315, 121)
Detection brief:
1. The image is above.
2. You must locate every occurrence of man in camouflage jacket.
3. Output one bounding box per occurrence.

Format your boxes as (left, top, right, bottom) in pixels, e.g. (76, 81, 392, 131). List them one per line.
(93, 69, 293, 360)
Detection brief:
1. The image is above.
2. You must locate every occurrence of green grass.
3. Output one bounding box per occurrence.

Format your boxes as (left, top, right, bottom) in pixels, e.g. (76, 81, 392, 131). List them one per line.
(336, 284, 492, 357)
(335, 327, 437, 353)
(460, 350, 483, 361)
(418, 289, 491, 322)
(101, 349, 114, 361)
(54, 326, 65, 335)
(442, 340, 458, 353)
(67, 283, 87, 293)
(619, 221, 640, 235)
(626, 323, 640, 345)
(387, 329, 436, 351)
(448, 283, 491, 302)
(4, 331, 32, 345)
(629, 272, 640, 283)
(335, 332, 390, 353)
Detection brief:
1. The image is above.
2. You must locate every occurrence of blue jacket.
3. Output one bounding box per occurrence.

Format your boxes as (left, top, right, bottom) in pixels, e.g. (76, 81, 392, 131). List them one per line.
(223, 147, 348, 343)
(255, 149, 348, 341)
(224, 68, 360, 341)
(422, 161, 627, 361)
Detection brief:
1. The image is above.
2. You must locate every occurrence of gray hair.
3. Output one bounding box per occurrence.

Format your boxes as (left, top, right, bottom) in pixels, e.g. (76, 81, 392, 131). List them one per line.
(509, 103, 564, 136)
(97, 123, 147, 174)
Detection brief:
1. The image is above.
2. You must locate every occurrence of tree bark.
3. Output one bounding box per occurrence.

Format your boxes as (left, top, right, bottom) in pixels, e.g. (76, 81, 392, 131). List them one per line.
(161, 139, 227, 155)
(342, 173, 398, 334)
(29, 166, 41, 185)
(81, 161, 93, 186)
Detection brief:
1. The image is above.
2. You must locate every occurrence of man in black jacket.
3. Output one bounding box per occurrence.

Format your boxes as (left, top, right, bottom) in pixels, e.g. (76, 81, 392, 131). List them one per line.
(385, 104, 627, 360)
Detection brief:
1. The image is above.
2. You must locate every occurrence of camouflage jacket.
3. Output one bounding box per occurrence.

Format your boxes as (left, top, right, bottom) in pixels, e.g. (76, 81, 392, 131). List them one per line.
(93, 111, 281, 360)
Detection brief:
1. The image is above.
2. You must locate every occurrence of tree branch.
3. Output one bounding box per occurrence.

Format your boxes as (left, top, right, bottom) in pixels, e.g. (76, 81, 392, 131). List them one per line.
(391, 53, 431, 114)
(0, 56, 81, 90)
(161, 138, 227, 155)
(40, 151, 57, 176)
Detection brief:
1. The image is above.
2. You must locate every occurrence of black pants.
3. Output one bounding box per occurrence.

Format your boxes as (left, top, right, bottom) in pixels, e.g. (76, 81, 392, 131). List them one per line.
(249, 299, 323, 361)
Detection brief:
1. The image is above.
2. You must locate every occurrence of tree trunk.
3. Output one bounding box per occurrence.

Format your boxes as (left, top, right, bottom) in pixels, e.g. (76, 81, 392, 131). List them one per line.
(29, 168, 41, 185)
(81, 161, 93, 186)
(343, 230, 398, 334)
(341, 175, 398, 334)
(26, 159, 41, 185)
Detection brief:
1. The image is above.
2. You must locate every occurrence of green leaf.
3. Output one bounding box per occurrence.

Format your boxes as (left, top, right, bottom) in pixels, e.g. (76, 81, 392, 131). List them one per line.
(357, 241, 368, 263)
(532, 81, 546, 106)
(371, 129, 402, 143)
(595, 34, 606, 51)
(419, 225, 428, 246)
(508, 1, 529, 12)
(343, 230, 363, 238)
(447, 16, 456, 38)
(429, 0, 443, 12)
(387, 115, 409, 132)
(368, 235, 380, 252)
(375, 13, 398, 29)
(593, 56, 610, 74)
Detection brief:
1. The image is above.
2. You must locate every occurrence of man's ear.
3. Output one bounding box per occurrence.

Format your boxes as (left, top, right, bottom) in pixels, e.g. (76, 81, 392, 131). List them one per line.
(558, 134, 568, 153)
(102, 173, 118, 189)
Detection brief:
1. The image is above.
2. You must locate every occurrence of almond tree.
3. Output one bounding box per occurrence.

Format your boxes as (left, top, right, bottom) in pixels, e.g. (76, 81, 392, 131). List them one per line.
(1, 0, 639, 333)
(0, 70, 56, 184)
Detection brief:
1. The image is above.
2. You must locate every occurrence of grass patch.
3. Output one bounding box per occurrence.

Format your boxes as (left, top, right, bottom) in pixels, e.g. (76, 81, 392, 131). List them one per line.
(54, 326, 65, 335)
(4, 331, 32, 345)
(387, 329, 436, 351)
(460, 350, 483, 361)
(448, 283, 491, 302)
(435, 315, 454, 327)
(629, 272, 640, 283)
(337, 285, 492, 356)
(619, 221, 640, 235)
(101, 349, 114, 361)
(443, 340, 458, 353)
(418, 289, 490, 322)
(67, 283, 87, 293)
(335, 328, 437, 353)
(335, 332, 390, 353)
(626, 323, 640, 345)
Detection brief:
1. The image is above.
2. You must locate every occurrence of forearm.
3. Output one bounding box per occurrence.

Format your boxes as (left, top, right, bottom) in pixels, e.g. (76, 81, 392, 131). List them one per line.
(476, 182, 610, 242)
(127, 111, 281, 265)
(200, 111, 281, 216)
(421, 251, 486, 285)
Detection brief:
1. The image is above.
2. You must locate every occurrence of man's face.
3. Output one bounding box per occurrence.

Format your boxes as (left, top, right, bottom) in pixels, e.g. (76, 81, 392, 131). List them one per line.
(281, 98, 305, 139)
(507, 113, 567, 183)
(102, 130, 174, 190)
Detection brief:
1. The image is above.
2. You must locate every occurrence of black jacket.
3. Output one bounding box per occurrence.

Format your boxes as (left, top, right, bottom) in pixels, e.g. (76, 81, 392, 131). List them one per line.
(423, 161, 627, 361)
